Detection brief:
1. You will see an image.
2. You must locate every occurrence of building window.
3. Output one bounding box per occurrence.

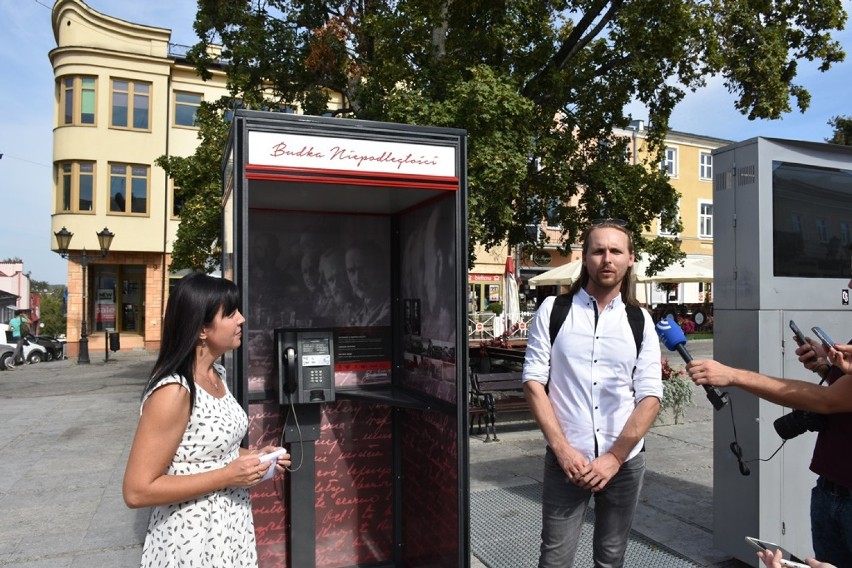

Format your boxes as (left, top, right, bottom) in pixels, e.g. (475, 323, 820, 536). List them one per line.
(699, 152, 712, 180)
(661, 147, 678, 177)
(658, 203, 680, 236)
(699, 201, 713, 238)
(57, 161, 95, 213)
(791, 213, 803, 235)
(171, 185, 185, 218)
(816, 218, 829, 243)
(545, 199, 561, 229)
(109, 163, 149, 214)
(174, 92, 202, 127)
(111, 79, 150, 130)
(59, 76, 97, 126)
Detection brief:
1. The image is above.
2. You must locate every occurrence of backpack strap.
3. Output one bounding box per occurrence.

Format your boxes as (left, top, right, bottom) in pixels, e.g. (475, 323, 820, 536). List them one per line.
(549, 293, 574, 346)
(548, 292, 644, 356)
(625, 305, 645, 357)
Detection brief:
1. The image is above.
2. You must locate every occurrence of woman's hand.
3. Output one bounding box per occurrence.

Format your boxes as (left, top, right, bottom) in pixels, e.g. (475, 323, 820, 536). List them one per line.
(227, 452, 277, 487)
(255, 445, 291, 477)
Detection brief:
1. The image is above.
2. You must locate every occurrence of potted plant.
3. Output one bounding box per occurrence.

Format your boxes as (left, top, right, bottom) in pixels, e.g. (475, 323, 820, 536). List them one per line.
(485, 301, 504, 316)
(660, 357, 694, 424)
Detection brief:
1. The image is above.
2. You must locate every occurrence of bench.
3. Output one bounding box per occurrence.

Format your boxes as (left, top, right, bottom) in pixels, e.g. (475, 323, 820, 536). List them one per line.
(469, 369, 529, 442)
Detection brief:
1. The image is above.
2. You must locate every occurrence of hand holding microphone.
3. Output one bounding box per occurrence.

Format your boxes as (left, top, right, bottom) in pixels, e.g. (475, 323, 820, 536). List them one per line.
(655, 316, 729, 411)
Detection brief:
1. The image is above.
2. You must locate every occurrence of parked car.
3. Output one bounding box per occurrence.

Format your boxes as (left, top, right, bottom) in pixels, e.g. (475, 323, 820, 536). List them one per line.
(0, 340, 49, 369)
(27, 334, 65, 361)
(0, 324, 50, 369)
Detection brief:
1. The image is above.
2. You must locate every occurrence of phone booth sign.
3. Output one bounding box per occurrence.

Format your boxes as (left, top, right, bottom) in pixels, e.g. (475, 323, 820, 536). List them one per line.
(221, 111, 468, 567)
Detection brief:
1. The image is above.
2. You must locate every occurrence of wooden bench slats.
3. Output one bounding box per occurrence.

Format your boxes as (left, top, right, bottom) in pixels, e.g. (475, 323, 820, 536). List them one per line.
(469, 368, 529, 442)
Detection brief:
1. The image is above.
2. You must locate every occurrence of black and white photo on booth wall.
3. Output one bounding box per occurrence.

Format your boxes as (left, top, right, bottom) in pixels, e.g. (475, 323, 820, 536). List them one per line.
(401, 197, 456, 344)
(246, 211, 391, 330)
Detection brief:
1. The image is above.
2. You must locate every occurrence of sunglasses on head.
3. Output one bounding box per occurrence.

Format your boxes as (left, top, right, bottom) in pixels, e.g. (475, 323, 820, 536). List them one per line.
(591, 218, 627, 227)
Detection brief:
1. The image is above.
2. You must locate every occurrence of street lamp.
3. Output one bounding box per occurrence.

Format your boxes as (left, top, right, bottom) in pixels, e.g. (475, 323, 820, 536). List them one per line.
(54, 226, 115, 364)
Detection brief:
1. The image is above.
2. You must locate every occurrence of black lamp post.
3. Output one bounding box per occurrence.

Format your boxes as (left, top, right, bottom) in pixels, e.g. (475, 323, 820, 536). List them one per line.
(54, 226, 115, 364)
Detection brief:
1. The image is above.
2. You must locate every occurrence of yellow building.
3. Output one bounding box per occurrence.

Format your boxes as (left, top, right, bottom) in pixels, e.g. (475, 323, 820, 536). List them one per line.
(49, 0, 231, 353)
(625, 121, 731, 305)
(508, 121, 732, 309)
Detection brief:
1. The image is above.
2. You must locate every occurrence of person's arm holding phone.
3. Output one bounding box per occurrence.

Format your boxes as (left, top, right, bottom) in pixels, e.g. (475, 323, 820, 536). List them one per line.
(757, 548, 835, 568)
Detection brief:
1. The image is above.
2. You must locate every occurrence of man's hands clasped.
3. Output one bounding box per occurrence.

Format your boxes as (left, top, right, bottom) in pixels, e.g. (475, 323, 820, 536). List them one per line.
(556, 446, 621, 492)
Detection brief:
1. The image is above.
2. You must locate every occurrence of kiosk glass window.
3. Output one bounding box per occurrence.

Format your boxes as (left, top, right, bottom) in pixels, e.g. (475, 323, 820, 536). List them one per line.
(772, 161, 852, 278)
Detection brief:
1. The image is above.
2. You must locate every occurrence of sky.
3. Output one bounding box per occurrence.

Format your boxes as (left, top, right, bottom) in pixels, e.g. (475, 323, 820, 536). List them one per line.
(2, 0, 851, 285)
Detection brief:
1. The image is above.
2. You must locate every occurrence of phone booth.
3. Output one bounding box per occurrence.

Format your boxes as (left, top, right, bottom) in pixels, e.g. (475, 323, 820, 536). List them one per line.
(220, 110, 469, 567)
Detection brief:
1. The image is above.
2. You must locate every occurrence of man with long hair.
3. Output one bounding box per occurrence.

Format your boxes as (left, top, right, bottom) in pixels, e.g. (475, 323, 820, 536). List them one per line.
(523, 220, 663, 567)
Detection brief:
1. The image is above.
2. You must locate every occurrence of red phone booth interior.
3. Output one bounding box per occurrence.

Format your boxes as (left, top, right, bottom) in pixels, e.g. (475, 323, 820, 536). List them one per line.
(221, 111, 469, 567)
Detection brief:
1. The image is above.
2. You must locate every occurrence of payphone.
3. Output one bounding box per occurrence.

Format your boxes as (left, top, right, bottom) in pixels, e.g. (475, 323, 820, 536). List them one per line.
(275, 328, 336, 405)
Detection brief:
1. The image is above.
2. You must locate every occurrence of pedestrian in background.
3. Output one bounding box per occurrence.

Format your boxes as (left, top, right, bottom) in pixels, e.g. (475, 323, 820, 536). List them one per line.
(123, 272, 289, 567)
(9, 309, 30, 365)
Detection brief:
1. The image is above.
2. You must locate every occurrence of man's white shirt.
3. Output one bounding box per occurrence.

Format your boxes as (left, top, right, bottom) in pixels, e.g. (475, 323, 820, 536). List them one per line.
(522, 288, 662, 463)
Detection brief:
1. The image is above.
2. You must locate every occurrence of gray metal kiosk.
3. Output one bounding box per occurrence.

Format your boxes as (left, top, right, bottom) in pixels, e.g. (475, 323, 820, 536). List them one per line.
(713, 137, 852, 562)
(220, 110, 469, 567)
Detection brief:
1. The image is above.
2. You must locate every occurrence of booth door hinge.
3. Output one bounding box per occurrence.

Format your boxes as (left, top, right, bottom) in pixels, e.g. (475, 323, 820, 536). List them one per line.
(782, 521, 787, 535)
(732, 213, 737, 228)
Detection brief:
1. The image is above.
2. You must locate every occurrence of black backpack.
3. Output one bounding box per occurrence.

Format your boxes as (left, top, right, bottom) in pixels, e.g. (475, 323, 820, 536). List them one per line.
(548, 292, 645, 355)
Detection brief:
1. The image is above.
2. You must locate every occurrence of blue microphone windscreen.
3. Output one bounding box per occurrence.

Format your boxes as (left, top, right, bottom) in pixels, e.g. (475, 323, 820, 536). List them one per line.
(655, 316, 687, 351)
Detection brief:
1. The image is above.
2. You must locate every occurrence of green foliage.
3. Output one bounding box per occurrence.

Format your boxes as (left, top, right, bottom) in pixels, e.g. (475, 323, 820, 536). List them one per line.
(37, 287, 66, 337)
(485, 301, 504, 316)
(29, 278, 52, 295)
(156, 101, 231, 272)
(828, 116, 852, 146)
(176, 0, 846, 270)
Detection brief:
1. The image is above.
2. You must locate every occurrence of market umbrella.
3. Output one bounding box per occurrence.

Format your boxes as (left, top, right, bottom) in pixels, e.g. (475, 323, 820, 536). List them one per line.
(528, 259, 584, 287)
(503, 257, 521, 328)
(634, 256, 713, 283)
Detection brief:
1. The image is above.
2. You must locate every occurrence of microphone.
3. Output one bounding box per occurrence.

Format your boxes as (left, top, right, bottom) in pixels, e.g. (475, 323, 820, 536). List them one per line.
(655, 316, 729, 411)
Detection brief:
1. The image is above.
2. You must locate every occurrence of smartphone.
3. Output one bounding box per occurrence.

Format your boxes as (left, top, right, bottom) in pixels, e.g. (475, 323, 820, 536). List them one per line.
(789, 320, 807, 346)
(811, 326, 836, 351)
(744, 537, 809, 567)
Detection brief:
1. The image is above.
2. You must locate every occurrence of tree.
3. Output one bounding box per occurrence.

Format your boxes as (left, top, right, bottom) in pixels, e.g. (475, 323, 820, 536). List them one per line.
(178, 0, 845, 272)
(29, 278, 52, 295)
(827, 115, 852, 146)
(37, 287, 66, 338)
(156, 101, 231, 272)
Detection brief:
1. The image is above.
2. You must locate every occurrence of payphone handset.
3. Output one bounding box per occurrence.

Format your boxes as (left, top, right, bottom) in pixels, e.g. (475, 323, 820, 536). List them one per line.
(275, 328, 336, 405)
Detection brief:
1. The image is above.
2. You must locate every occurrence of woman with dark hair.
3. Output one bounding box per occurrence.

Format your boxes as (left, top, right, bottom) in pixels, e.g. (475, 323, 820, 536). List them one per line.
(123, 272, 288, 567)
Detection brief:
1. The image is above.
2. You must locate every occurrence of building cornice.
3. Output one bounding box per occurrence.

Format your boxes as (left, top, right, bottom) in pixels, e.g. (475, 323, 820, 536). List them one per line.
(52, 0, 172, 57)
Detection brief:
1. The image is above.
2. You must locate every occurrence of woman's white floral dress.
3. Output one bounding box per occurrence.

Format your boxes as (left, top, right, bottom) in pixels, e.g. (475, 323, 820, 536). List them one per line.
(140, 364, 257, 567)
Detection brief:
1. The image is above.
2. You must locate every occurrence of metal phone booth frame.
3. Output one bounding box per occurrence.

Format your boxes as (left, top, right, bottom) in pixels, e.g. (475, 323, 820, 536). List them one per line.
(221, 110, 469, 568)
